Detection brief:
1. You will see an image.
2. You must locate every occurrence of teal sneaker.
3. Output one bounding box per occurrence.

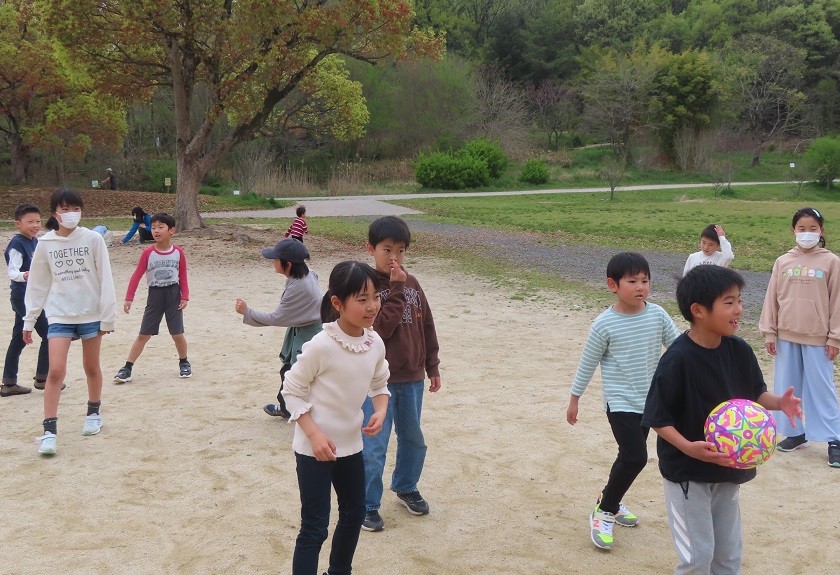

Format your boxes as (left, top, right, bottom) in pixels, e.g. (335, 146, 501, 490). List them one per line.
(590, 505, 615, 550)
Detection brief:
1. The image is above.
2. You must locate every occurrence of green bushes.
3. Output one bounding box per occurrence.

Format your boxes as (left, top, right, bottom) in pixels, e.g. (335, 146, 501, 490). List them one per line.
(414, 138, 508, 189)
(518, 159, 550, 184)
(806, 136, 840, 190)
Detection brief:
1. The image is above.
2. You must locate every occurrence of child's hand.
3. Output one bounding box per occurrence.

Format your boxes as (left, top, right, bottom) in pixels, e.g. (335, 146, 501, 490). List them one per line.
(22, 330, 33, 345)
(686, 440, 733, 466)
(99, 330, 113, 336)
(362, 411, 385, 436)
(779, 386, 803, 426)
(310, 432, 337, 461)
(23, 271, 29, 281)
(714, 224, 726, 237)
(390, 261, 407, 283)
(566, 403, 579, 425)
(826, 345, 839, 361)
(178, 300, 188, 310)
(124, 301, 132, 314)
(429, 375, 441, 392)
(765, 342, 776, 356)
(234, 298, 247, 315)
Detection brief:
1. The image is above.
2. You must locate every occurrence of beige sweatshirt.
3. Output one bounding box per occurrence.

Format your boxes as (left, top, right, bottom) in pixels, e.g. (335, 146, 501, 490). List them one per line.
(759, 246, 840, 348)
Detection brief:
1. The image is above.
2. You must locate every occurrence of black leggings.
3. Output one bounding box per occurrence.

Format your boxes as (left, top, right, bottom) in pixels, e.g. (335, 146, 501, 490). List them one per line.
(276, 362, 292, 410)
(600, 409, 649, 515)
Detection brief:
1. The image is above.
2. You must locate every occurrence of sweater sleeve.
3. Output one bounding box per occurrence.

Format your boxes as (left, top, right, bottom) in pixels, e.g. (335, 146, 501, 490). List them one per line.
(369, 344, 391, 397)
(827, 256, 840, 349)
(122, 221, 140, 243)
(420, 285, 441, 378)
(95, 234, 118, 332)
(243, 278, 311, 327)
(125, 248, 152, 301)
(281, 338, 323, 420)
(570, 323, 608, 397)
(7, 248, 25, 282)
(177, 246, 189, 300)
(758, 260, 780, 343)
(682, 254, 693, 277)
(22, 243, 52, 331)
(374, 279, 407, 339)
(718, 236, 734, 266)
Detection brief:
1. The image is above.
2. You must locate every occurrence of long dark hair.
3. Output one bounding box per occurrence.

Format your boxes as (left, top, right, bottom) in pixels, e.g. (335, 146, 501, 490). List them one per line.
(320, 261, 380, 322)
(131, 207, 148, 223)
(792, 207, 826, 248)
(46, 188, 84, 231)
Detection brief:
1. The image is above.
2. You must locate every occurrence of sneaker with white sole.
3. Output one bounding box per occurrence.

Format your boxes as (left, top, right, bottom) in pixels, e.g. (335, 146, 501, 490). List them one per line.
(396, 491, 430, 515)
(114, 366, 132, 384)
(361, 510, 385, 532)
(597, 493, 639, 527)
(778, 434, 808, 452)
(82, 414, 102, 436)
(37, 432, 57, 455)
(590, 505, 615, 550)
(829, 441, 840, 468)
(179, 360, 192, 378)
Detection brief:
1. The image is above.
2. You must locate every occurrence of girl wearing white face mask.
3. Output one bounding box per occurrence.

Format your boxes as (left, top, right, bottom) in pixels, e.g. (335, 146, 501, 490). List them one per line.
(759, 207, 840, 468)
(22, 188, 117, 456)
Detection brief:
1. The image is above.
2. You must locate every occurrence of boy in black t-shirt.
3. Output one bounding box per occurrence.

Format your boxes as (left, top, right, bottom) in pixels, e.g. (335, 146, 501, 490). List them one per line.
(643, 266, 802, 574)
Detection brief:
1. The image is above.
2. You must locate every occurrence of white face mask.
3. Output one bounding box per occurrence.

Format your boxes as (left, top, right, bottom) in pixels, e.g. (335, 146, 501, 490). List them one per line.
(58, 211, 81, 229)
(795, 232, 821, 249)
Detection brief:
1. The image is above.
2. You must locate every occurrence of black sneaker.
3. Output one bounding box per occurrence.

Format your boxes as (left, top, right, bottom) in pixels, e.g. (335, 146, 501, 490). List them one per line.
(179, 360, 192, 378)
(361, 510, 384, 532)
(829, 441, 840, 468)
(778, 434, 808, 452)
(263, 403, 291, 418)
(396, 491, 430, 515)
(114, 367, 132, 384)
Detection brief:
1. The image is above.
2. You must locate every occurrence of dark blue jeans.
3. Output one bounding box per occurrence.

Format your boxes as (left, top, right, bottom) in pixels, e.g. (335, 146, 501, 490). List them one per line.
(294, 451, 365, 575)
(3, 298, 49, 385)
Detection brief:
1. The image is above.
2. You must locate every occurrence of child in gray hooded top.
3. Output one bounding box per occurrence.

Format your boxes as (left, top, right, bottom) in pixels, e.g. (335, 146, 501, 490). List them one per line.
(235, 239, 322, 418)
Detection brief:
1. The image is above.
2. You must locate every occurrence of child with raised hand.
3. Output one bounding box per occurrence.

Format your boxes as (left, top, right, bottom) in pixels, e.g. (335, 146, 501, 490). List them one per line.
(567, 252, 679, 551)
(234, 238, 322, 418)
(361, 216, 441, 533)
(2, 204, 49, 397)
(644, 265, 802, 573)
(759, 207, 840, 467)
(281, 260, 390, 575)
(284, 206, 308, 243)
(114, 213, 190, 383)
(683, 224, 734, 276)
(23, 188, 117, 456)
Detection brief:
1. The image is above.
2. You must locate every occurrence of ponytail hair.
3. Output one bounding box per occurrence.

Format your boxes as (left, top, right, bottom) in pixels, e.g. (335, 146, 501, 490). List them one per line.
(47, 188, 84, 231)
(320, 261, 380, 322)
(792, 207, 827, 247)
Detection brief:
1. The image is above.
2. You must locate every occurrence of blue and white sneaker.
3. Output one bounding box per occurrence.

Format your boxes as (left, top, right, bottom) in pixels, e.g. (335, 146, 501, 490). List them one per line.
(37, 432, 57, 455)
(82, 414, 102, 436)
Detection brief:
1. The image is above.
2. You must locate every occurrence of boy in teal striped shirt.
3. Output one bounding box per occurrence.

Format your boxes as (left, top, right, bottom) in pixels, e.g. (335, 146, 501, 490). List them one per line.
(566, 252, 679, 551)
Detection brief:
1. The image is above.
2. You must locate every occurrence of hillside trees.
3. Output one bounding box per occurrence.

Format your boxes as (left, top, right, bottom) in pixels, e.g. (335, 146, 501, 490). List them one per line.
(0, 1, 124, 183)
(45, 0, 442, 229)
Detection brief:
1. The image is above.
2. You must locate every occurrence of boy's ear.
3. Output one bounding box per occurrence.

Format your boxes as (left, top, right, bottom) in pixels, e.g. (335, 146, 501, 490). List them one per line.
(606, 277, 619, 293)
(690, 302, 707, 321)
(366, 242, 375, 256)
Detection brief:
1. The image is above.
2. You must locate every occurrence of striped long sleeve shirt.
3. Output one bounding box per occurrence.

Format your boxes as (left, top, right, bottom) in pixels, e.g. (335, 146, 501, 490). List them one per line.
(571, 302, 679, 413)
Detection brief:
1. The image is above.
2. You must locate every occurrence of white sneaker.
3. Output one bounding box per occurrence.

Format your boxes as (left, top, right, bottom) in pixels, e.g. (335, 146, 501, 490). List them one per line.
(82, 414, 102, 436)
(37, 432, 57, 455)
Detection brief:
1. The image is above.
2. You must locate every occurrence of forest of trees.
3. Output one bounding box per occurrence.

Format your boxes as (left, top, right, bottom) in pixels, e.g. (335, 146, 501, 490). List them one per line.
(3, 0, 840, 226)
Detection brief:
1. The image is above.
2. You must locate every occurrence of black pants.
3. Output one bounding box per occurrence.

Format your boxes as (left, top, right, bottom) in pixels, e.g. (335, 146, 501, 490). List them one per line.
(276, 362, 292, 411)
(293, 451, 366, 575)
(138, 227, 153, 242)
(3, 298, 49, 385)
(600, 409, 649, 515)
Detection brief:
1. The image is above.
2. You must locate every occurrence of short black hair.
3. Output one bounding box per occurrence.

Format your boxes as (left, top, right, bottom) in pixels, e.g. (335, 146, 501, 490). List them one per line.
(296, 205, 306, 217)
(150, 213, 176, 229)
(606, 252, 650, 284)
(281, 261, 310, 280)
(46, 188, 84, 231)
(368, 216, 411, 248)
(14, 203, 40, 221)
(700, 224, 720, 244)
(677, 266, 745, 323)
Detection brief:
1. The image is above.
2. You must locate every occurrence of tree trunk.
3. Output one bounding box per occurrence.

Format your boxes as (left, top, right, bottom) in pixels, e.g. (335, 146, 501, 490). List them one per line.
(9, 133, 29, 184)
(174, 156, 207, 230)
(751, 141, 762, 167)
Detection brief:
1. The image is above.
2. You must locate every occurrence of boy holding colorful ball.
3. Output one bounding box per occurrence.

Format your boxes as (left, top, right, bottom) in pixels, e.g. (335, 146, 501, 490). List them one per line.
(643, 265, 802, 574)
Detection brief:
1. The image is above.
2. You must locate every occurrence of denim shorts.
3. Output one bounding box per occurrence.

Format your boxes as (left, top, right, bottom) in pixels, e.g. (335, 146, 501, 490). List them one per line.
(47, 321, 101, 340)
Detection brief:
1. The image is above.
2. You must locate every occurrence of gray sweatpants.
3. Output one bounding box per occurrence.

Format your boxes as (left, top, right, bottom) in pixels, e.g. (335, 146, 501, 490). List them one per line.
(663, 480, 742, 575)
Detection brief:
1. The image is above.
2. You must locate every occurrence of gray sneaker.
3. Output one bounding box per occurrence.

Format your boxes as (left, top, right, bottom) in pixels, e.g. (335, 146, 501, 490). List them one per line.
(361, 510, 384, 532)
(114, 366, 132, 384)
(778, 434, 808, 452)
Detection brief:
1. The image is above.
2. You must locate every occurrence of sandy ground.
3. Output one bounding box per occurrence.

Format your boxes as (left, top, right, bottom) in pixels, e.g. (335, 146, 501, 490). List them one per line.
(1, 224, 838, 575)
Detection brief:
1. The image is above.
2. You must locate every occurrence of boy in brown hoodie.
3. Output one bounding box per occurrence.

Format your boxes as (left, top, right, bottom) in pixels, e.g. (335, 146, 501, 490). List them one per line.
(360, 216, 441, 532)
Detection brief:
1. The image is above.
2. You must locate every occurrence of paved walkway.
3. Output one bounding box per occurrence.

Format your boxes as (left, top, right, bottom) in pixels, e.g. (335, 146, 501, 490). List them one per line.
(201, 181, 791, 219)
